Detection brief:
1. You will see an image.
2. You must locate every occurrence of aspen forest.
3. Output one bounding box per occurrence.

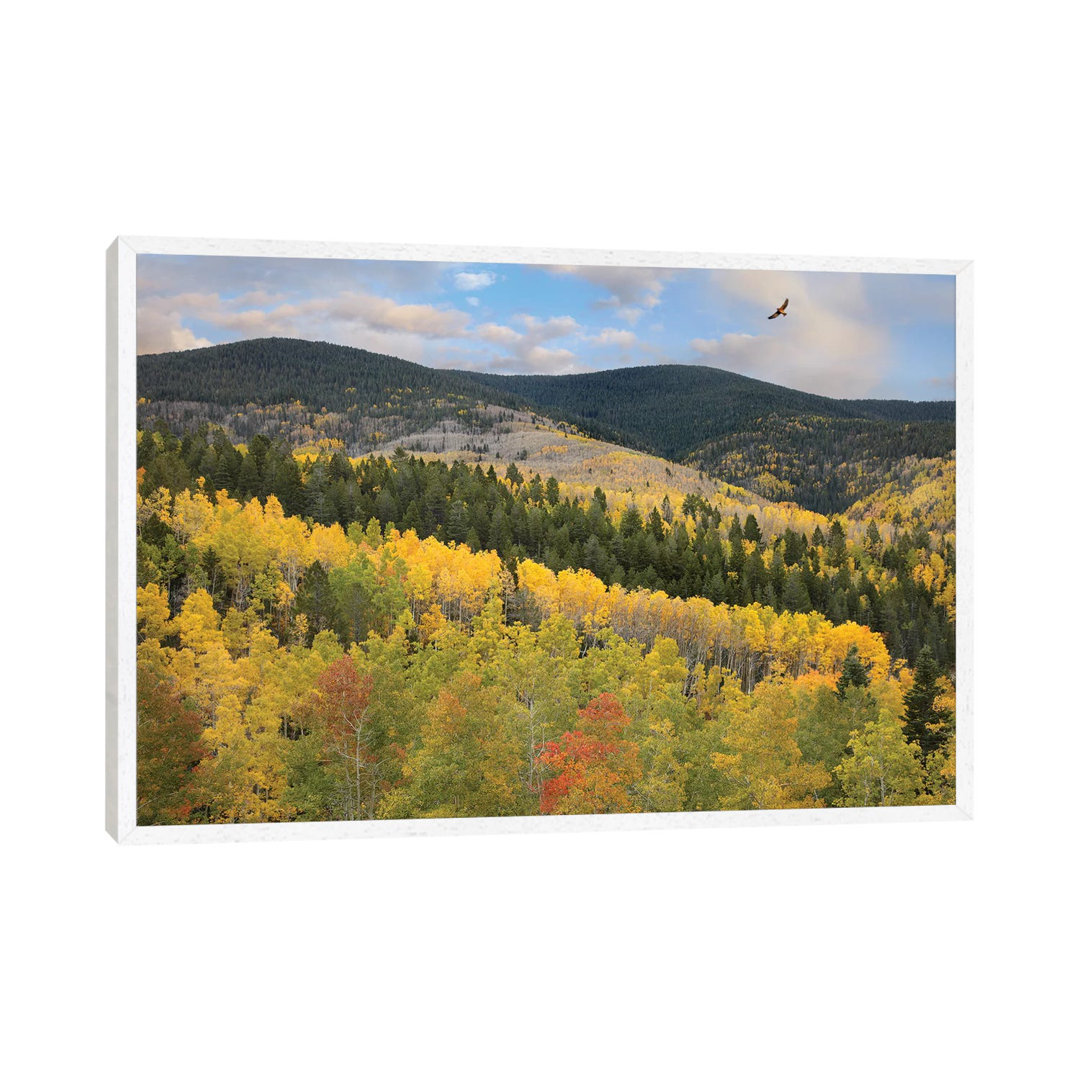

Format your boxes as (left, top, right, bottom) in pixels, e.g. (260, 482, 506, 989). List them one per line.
(135, 332, 957, 825)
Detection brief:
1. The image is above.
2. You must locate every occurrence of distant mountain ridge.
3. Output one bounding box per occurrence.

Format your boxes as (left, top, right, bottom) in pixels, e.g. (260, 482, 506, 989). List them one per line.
(138, 337, 955, 514)
(137, 337, 523, 412)
(139, 337, 953, 431)
(465, 364, 954, 462)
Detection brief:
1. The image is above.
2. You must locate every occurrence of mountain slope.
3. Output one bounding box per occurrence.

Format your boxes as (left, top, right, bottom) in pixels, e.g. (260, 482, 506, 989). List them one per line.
(467, 364, 954, 462)
(137, 337, 955, 515)
(137, 337, 524, 412)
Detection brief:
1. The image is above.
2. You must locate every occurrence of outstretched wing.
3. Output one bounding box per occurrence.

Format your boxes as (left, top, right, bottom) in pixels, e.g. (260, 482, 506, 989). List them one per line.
(778, 298, 788, 313)
(768, 310, 780, 319)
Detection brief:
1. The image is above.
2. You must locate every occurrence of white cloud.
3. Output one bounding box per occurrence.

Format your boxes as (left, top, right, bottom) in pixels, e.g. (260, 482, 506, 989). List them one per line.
(474, 322, 524, 346)
(472, 314, 582, 373)
(137, 292, 221, 353)
(551, 265, 672, 312)
(326, 292, 471, 337)
(137, 309, 214, 354)
(521, 345, 577, 371)
(515, 313, 579, 340)
(690, 270, 889, 397)
(453, 271, 497, 291)
(587, 328, 637, 348)
(136, 286, 476, 366)
(466, 296, 480, 307)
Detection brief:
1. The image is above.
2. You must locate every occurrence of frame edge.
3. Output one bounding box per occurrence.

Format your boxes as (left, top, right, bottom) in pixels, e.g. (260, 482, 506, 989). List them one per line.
(107, 237, 139, 843)
(105, 240, 118, 841)
(112, 239, 972, 842)
(954, 261, 974, 819)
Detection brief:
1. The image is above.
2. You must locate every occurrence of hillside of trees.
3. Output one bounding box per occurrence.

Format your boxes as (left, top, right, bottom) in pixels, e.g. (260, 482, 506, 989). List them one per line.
(468, 364, 954, 461)
(139, 424, 955, 667)
(135, 340, 957, 826)
(136, 452, 956, 825)
(138, 337, 523, 413)
(138, 338, 955, 514)
(685, 416, 956, 513)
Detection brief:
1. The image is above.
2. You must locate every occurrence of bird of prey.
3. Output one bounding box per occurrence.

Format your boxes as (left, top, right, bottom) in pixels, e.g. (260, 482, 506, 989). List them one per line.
(768, 298, 789, 320)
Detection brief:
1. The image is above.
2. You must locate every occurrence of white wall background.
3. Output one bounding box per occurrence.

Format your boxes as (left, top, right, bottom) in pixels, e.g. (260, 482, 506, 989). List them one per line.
(4, 2, 1075, 1076)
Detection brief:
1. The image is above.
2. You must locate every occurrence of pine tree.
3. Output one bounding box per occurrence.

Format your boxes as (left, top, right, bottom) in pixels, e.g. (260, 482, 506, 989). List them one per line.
(902, 645, 950, 756)
(620, 504, 644, 538)
(835, 645, 871, 698)
(295, 560, 343, 644)
(827, 519, 848, 567)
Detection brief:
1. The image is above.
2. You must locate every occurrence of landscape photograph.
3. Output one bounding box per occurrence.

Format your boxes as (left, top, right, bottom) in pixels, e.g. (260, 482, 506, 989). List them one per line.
(133, 251, 958, 826)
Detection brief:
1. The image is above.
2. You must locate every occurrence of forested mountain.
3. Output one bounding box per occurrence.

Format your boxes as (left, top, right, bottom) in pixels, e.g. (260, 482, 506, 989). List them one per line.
(685, 416, 956, 513)
(467, 365, 954, 462)
(138, 337, 522, 412)
(138, 337, 955, 515)
(469, 366, 954, 514)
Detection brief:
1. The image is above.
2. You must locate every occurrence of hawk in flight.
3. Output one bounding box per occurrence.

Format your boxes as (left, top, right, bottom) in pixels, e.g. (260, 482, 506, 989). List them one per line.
(768, 299, 789, 320)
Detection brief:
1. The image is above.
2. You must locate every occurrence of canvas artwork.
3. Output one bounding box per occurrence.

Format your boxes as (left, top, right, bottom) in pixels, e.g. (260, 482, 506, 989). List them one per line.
(110, 240, 969, 840)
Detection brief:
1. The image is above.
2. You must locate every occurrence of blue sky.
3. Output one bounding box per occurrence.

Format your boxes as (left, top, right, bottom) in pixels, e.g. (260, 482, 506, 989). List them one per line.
(137, 254, 955, 399)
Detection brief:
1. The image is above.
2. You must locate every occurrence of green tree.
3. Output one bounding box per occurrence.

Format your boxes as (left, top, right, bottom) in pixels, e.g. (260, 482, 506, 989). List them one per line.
(711, 681, 831, 810)
(835, 645, 871, 698)
(295, 560, 344, 645)
(903, 646, 951, 756)
(383, 672, 523, 818)
(835, 714, 925, 806)
(620, 504, 644, 538)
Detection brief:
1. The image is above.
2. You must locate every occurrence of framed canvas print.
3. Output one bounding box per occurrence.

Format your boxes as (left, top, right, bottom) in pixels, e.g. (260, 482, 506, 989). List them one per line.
(106, 238, 972, 842)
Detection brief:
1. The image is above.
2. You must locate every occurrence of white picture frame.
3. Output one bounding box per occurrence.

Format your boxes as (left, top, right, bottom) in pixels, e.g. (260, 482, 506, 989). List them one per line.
(107, 236, 972, 843)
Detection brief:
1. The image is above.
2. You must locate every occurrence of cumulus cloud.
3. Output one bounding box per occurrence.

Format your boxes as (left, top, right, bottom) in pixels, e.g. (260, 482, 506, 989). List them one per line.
(587, 328, 637, 348)
(519, 345, 577, 370)
(515, 313, 579, 339)
(137, 292, 221, 353)
(137, 310, 214, 354)
(136, 282, 474, 366)
(690, 270, 890, 397)
(474, 322, 524, 346)
(466, 296, 480, 307)
(453, 271, 497, 291)
(137, 257, 590, 374)
(551, 265, 672, 314)
(473, 314, 582, 373)
(326, 292, 471, 337)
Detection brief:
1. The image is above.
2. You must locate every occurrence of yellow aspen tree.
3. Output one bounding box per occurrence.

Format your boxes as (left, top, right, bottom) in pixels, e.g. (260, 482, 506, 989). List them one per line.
(711, 679, 831, 810)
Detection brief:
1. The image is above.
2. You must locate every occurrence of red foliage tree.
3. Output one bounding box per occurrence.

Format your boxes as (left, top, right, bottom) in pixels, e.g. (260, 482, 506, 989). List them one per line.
(539, 693, 642, 814)
(309, 656, 378, 819)
(313, 656, 375, 745)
